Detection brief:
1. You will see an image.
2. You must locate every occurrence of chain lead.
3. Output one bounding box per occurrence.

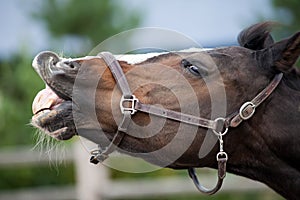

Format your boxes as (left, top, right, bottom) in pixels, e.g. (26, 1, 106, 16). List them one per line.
(218, 135, 224, 152)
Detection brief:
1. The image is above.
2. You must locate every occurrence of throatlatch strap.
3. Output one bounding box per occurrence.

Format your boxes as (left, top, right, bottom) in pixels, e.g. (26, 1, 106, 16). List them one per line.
(230, 73, 283, 127)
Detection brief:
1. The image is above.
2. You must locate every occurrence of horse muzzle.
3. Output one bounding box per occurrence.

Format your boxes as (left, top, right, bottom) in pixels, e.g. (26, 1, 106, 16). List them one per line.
(31, 51, 78, 140)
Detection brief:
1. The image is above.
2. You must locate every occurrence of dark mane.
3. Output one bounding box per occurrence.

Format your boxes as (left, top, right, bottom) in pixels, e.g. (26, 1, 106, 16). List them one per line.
(239, 22, 300, 89)
(238, 21, 276, 50)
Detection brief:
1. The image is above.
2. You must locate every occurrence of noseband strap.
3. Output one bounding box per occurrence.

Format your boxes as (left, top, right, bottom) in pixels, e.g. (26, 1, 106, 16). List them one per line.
(90, 52, 283, 195)
(90, 52, 133, 164)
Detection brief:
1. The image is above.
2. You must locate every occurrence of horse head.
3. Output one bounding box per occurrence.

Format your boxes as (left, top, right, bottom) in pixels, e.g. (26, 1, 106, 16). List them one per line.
(31, 22, 300, 199)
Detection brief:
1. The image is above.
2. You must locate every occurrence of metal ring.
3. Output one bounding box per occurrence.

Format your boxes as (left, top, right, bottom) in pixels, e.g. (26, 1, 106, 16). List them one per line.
(239, 102, 255, 120)
(212, 118, 228, 136)
(216, 152, 228, 161)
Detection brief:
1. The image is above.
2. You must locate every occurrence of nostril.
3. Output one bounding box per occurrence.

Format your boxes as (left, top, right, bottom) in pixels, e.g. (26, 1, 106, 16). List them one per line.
(69, 62, 75, 69)
(64, 61, 78, 69)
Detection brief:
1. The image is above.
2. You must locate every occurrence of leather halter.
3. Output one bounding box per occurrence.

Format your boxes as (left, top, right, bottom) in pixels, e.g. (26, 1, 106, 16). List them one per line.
(89, 52, 283, 195)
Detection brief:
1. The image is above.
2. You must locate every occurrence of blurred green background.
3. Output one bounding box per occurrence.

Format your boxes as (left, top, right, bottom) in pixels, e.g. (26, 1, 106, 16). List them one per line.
(0, 0, 299, 199)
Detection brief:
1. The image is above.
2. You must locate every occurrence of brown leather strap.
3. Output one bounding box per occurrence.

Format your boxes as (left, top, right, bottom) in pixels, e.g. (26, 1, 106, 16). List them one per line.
(90, 52, 134, 164)
(135, 74, 283, 131)
(90, 130, 125, 164)
(188, 157, 227, 195)
(135, 102, 217, 130)
(230, 73, 283, 127)
(100, 52, 132, 98)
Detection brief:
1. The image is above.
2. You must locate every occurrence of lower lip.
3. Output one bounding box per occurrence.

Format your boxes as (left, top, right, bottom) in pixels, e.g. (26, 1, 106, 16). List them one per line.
(32, 110, 51, 124)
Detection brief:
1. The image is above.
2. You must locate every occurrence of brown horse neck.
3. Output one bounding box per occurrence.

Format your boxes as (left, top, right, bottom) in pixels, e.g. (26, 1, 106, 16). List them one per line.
(226, 79, 300, 200)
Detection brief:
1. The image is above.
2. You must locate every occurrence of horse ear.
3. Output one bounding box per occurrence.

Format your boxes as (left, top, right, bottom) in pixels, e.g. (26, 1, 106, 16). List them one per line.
(267, 32, 300, 73)
(238, 22, 275, 50)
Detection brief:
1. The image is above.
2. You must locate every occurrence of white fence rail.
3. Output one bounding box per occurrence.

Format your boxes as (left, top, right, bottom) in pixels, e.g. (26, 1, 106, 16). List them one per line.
(0, 142, 278, 200)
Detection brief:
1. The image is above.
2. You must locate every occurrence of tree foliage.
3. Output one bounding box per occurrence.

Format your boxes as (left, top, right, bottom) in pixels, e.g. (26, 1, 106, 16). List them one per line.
(272, 0, 300, 34)
(32, 0, 141, 49)
(271, 0, 300, 66)
(0, 53, 44, 146)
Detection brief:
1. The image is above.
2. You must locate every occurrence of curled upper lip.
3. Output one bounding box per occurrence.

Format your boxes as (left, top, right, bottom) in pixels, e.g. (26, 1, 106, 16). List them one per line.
(32, 86, 64, 115)
(32, 51, 72, 101)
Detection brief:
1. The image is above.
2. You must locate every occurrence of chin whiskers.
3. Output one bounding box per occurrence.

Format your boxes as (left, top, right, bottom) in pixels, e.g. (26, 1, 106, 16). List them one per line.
(32, 129, 67, 168)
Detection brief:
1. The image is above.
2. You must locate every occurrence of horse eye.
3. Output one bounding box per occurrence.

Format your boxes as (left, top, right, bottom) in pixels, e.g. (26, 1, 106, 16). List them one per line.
(181, 59, 208, 77)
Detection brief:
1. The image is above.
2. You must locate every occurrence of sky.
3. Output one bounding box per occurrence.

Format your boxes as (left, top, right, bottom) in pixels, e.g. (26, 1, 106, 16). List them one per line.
(0, 0, 277, 58)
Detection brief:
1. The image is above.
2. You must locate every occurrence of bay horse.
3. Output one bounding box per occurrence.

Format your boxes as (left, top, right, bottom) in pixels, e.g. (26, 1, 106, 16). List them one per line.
(31, 22, 300, 199)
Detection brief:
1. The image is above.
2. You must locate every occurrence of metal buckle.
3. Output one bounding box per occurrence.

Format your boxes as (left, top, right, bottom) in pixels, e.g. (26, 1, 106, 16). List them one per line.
(120, 95, 139, 115)
(239, 102, 255, 120)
